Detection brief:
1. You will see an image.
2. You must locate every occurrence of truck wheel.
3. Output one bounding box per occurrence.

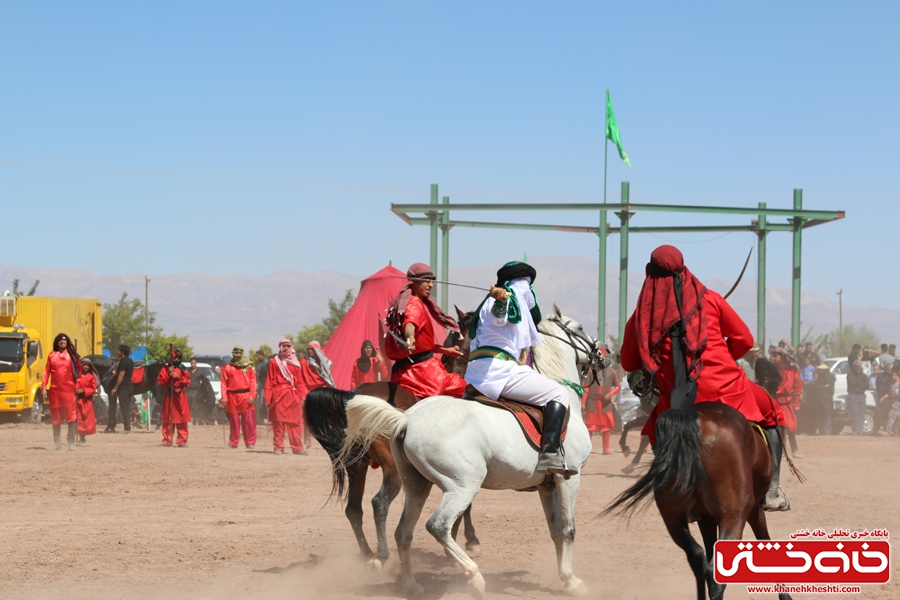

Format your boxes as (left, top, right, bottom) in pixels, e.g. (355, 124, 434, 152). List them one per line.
(30, 394, 44, 424)
(863, 408, 876, 436)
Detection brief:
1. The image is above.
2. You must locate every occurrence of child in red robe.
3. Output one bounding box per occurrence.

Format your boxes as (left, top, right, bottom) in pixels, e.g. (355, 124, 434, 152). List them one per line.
(75, 359, 99, 445)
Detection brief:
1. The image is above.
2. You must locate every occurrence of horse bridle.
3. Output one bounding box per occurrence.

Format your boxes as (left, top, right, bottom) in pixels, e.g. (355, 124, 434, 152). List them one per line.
(535, 316, 611, 387)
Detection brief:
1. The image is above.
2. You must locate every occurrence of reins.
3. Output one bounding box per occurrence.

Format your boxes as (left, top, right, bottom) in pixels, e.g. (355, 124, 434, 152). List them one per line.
(533, 317, 609, 387)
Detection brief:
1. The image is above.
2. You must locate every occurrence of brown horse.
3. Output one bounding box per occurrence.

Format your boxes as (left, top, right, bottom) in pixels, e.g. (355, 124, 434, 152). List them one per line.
(304, 308, 479, 570)
(605, 402, 794, 600)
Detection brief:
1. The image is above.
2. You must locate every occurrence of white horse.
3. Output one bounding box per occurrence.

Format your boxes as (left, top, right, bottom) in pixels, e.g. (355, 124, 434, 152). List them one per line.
(339, 308, 604, 598)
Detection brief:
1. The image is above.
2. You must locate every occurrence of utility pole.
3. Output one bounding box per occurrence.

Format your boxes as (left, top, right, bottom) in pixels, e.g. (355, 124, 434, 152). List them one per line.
(836, 289, 843, 335)
(145, 276, 150, 350)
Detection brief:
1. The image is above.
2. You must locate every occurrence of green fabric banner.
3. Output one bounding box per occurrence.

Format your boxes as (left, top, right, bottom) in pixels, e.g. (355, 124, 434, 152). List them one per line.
(606, 90, 631, 167)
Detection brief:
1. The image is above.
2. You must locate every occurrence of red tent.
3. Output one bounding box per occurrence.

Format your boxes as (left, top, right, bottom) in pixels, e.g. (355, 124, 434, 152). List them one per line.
(324, 265, 448, 390)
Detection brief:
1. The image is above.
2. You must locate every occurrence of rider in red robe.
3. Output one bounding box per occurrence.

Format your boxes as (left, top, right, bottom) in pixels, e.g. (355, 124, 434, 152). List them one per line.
(158, 350, 192, 447)
(389, 263, 466, 399)
(620, 245, 789, 511)
(75, 359, 99, 444)
(42, 333, 80, 450)
(266, 339, 309, 454)
(220, 346, 258, 449)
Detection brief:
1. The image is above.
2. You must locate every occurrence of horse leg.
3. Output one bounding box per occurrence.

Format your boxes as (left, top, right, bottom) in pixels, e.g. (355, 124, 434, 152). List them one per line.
(344, 460, 376, 564)
(392, 445, 433, 598)
(697, 515, 725, 600)
(461, 503, 482, 556)
(746, 508, 794, 600)
(538, 476, 588, 597)
(425, 485, 486, 599)
(370, 443, 401, 570)
(659, 507, 708, 600)
(451, 504, 482, 557)
(621, 435, 650, 475)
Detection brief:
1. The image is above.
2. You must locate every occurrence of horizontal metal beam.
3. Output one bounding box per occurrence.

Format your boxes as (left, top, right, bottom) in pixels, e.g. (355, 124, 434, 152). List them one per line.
(407, 217, 802, 235)
(392, 202, 844, 222)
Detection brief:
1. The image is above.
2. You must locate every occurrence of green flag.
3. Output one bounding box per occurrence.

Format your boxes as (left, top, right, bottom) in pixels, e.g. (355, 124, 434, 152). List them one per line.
(606, 90, 631, 167)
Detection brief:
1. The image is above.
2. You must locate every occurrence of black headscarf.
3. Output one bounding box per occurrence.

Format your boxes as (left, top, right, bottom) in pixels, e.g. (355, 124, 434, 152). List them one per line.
(52, 333, 81, 383)
(357, 340, 375, 373)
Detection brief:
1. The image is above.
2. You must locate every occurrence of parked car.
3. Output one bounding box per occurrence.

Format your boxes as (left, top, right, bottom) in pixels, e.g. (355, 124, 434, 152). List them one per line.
(822, 357, 879, 435)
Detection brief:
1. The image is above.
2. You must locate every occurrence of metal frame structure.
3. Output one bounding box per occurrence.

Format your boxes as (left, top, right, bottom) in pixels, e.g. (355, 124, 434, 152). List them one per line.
(394, 183, 844, 349)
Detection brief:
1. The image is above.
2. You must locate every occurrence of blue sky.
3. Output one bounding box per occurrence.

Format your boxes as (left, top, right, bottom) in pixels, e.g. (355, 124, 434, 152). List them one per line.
(2, 1, 898, 309)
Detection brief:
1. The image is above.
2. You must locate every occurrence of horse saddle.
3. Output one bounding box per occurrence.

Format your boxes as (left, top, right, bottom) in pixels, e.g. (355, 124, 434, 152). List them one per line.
(131, 364, 144, 385)
(463, 385, 568, 450)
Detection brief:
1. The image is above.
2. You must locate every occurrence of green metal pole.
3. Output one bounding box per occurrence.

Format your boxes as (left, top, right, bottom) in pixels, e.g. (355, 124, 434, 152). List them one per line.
(441, 196, 450, 312)
(757, 202, 767, 347)
(429, 184, 438, 275)
(598, 210, 607, 341)
(618, 182, 630, 346)
(791, 189, 803, 349)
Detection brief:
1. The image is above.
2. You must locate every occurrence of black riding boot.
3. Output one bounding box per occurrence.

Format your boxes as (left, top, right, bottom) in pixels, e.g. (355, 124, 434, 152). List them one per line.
(66, 421, 77, 451)
(52, 424, 63, 450)
(762, 426, 790, 511)
(536, 401, 576, 478)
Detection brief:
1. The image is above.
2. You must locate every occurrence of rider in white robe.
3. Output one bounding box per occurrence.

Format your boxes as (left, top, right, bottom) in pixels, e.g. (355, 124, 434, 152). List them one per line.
(465, 262, 575, 476)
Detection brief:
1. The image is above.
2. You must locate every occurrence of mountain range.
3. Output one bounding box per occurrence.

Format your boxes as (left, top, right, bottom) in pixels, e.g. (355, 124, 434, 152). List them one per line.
(2, 257, 898, 354)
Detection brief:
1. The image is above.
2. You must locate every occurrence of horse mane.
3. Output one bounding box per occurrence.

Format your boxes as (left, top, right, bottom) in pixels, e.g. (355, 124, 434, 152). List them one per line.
(754, 358, 782, 396)
(534, 319, 576, 382)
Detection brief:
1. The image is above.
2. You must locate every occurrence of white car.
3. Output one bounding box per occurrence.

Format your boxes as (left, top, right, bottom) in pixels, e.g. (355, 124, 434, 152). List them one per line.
(822, 357, 879, 435)
(189, 363, 221, 402)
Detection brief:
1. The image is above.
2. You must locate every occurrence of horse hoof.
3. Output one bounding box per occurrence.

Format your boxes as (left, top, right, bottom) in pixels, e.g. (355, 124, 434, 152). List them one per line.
(403, 581, 425, 598)
(468, 573, 486, 599)
(621, 446, 631, 458)
(367, 558, 383, 571)
(621, 463, 635, 475)
(564, 578, 588, 597)
(465, 543, 483, 557)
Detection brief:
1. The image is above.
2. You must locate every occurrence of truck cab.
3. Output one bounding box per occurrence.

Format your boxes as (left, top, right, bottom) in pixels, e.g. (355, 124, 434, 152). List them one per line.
(0, 327, 45, 423)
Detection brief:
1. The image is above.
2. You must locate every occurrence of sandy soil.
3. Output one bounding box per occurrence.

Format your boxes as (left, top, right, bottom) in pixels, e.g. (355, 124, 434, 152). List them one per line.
(1, 422, 897, 600)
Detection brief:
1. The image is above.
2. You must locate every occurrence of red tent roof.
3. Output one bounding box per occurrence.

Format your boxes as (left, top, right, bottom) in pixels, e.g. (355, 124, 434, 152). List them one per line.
(324, 265, 447, 390)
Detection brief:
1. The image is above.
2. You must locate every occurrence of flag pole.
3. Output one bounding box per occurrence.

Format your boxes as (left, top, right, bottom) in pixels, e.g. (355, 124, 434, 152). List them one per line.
(603, 88, 609, 204)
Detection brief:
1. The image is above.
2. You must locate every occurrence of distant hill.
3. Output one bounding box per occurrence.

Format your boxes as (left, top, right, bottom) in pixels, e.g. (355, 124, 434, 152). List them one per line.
(2, 258, 898, 354)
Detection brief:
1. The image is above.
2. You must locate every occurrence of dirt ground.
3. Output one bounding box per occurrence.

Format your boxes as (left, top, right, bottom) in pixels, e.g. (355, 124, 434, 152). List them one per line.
(1, 422, 896, 600)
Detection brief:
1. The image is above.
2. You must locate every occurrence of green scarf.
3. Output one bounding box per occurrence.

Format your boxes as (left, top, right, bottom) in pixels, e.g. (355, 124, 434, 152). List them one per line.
(469, 281, 542, 340)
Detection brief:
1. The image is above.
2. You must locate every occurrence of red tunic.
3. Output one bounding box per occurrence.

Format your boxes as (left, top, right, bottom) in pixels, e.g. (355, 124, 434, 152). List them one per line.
(299, 359, 328, 391)
(582, 371, 620, 434)
(265, 359, 307, 425)
(622, 290, 767, 444)
(390, 295, 466, 399)
(158, 367, 192, 424)
(350, 357, 389, 388)
(775, 367, 803, 432)
(220, 363, 257, 413)
(42, 350, 77, 425)
(75, 372, 98, 435)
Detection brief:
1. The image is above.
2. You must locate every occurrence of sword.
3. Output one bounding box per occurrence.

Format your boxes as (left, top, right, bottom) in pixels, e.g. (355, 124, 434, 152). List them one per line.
(390, 275, 489, 292)
(377, 312, 410, 349)
(723, 248, 753, 300)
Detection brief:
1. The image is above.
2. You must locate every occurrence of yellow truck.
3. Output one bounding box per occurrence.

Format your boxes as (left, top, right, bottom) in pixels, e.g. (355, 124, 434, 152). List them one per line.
(0, 296, 102, 423)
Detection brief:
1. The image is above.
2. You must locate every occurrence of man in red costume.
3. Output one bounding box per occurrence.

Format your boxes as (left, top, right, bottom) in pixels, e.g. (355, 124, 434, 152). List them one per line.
(300, 341, 333, 391)
(220, 346, 258, 449)
(41, 333, 80, 450)
(350, 340, 389, 387)
(388, 263, 466, 399)
(620, 245, 789, 511)
(265, 339, 309, 454)
(158, 349, 192, 447)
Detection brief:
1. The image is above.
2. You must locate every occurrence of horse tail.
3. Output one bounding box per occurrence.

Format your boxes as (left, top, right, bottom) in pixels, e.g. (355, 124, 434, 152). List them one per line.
(603, 408, 705, 516)
(304, 387, 359, 501)
(337, 394, 408, 468)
